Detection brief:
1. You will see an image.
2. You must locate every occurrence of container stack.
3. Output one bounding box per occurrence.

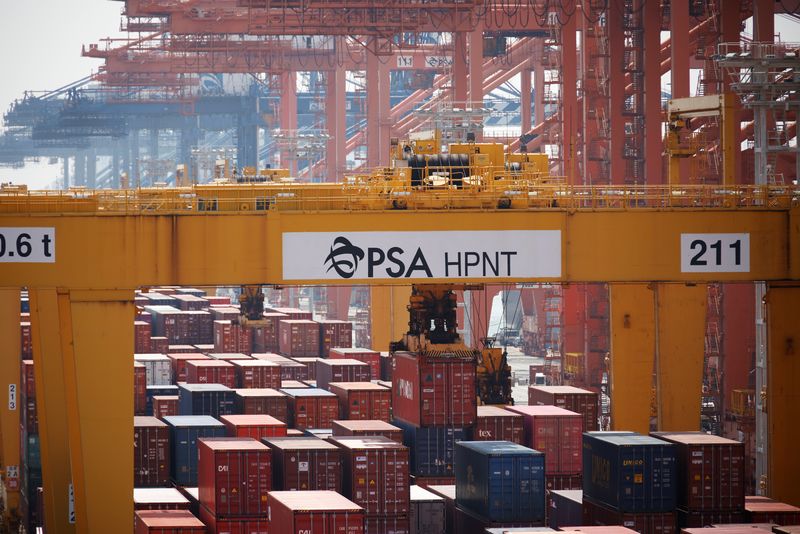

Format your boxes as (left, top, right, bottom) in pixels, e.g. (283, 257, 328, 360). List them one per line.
(582, 431, 677, 534)
(391, 351, 477, 486)
(331, 420, 404, 442)
(19, 358, 41, 533)
(134, 416, 171, 487)
(329, 382, 391, 421)
(744, 495, 800, 525)
(409, 485, 446, 534)
(454, 441, 546, 534)
(651, 432, 745, 528)
(163, 416, 227, 486)
(266, 490, 365, 533)
(263, 437, 341, 491)
(329, 347, 380, 378)
(474, 406, 524, 443)
(528, 385, 600, 432)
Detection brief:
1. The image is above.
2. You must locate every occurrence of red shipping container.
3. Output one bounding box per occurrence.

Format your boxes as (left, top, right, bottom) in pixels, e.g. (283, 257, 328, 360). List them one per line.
(134, 416, 171, 487)
(329, 348, 380, 379)
(365, 515, 411, 534)
(172, 294, 207, 311)
(507, 405, 583, 475)
(20, 321, 32, 359)
(329, 382, 391, 421)
(528, 385, 600, 432)
(152, 395, 179, 419)
(221, 414, 287, 440)
(206, 296, 232, 306)
(252, 313, 288, 353)
(209, 352, 253, 362)
(263, 437, 341, 491)
(289, 357, 321, 380)
(744, 496, 800, 525)
(651, 432, 744, 511)
(677, 508, 746, 528)
(135, 321, 152, 353)
(211, 307, 241, 321)
(267, 490, 365, 534)
(412, 477, 456, 489)
(167, 353, 210, 383)
(214, 320, 235, 352)
(135, 362, 148, 416)
(193, 344, 214, 354)
(474, 406, 524, 443)
(391, 351, 476, 427)
(286, 429, 304, 437)
(380, 352, 392, 382)
(316, 359, 372, 391)
(185, 359, 236, 388)
(583, 496, 676, 534)
(151, 337, 169, 353)
(233, 360, 282, 389)
(318, 320, 353, 357)
(253, 353, 309, 380)
(331, 420, 404, 443)
(21, 359, 35, 398)
(278, 320, 321, 357)
(198, 438, 271, 517)
(235, 389, 289, 422)
(455, 504, 544, 534)
(198, 504, 270, 534)
(21, 360, 38, 433)
(134, 488, 191, 511)
(282, 380, 310, 389)
(268, 307, 313, 320)
(168, 345, 197, 354)
(281, 388, 339, 430)
(545, 473, 583, 490)
(134, 510, 205, 534)
(330, 436, 410, 515)
(184, 310, 213, 345)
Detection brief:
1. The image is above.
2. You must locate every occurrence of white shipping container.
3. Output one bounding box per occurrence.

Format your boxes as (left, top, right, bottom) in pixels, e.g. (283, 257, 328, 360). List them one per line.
(134, 354, 173, 386)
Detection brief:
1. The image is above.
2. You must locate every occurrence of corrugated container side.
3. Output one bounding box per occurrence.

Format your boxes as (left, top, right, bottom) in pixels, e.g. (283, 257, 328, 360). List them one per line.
(365, 515, 411, 534)
(152, 396, 179, 419)
(134, 362, 148, 416)
(329, 347, 380, 379)
(507, 405, 583, 475)
(167, 353, 210, 383)
(290, 357, 321, 380)
(426, 485, 456, 534)
(263, 438, 341, 492)
(330, 382, 392, 421)
(547, 489, 583, 529)
(474, 406, 524, 443)
(393, 420, 470, 477)
(198, 504, 270, 533)
(164, 416, 227, 487)
(318, 321, 354, 357)
(316, 359, 372, 390)
(380, 352, 393, 381)
(266, 490, 365, 534)
(331, 420, 404, 443)
(178, 384, 236, 418)
(135, 354, 173, 386)
(528, 386, 600, 432)
(134, 417, 171, 487)
(197, 438, 271, 517)
(134, 510, 206, 534)
(282, 388, 339, 430)
(133, 488, 191, 511)
(235, 389, 289, 423)
(744, 497, 800, 525)
(233, 360, 282, 389)
(676, 507, 746, 529)
(221, 414, 287, 440)
(146, 385, 179, 415)
(135, 321, 152, 353)
(545, 473, 583, 491)
(252, 313, 287, 353)
(185, 360, 236, 388)
(278, 320, 321, 357)
(582, 496, 676, 534)
(409, 485, 446, 534)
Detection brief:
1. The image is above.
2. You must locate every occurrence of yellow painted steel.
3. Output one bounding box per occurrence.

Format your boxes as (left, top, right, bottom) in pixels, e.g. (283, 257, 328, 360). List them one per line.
(58, 290, 134, 533)
(765, 284, 800, 506)
(609, 284, 656, 434)
(28, 289, 75, 534)
(655, 283, 707, 431)
(0, 289, 20, 523)
(369, 285, 411, 350)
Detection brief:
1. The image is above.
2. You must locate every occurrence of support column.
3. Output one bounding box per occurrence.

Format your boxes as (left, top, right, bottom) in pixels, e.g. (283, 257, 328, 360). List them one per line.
(28, 289, 75, 534)
(366, 47, 392, 167)
(753, 0, 775, 43)
(643, 0, 663, 185)
(609, 283, 655, 433)
(130, 130, 140, 187)
(111, 142, 120, 189)
(521, 68, 532, 136)
(453, 32, 468, 104)
(765, 284, 800, 505)
(325, 286, 353, 322)
(74, 151, 86, 187)
(655, 284, 707, 431)
(561, 5, 578, 183)
(378, 59, 392, 166)
(469, 286, 502, 348)
(469, 20, 484, 141)
(326, 63, 347, 181)
(63, 157, 70, 189)
(370, 286, 410, 351)
(148, 129, 159, 160)
(0, 289, 21, 523)
(671, 0, 690, 183)
(534, 57, 545, 127)
(280, 71, 298, 176)
(720, 3, 742, 184)
(608, 3, 627, 184)
(86, 149, 96, 189)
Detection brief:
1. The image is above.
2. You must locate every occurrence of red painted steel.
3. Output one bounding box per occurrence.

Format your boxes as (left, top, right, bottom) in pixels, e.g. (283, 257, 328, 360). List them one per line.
(282, 389, 339, 430)
(329, 348, 380, 379)
(317, 359, 372, 390)
(365, 515, 411, 534)
(264, 438, 341, 492)
(278, 320, 321, 357)
(721, 284, 755, 414)
(318, 320, 354, 357)
(583, 497, 676, 534)
(20, 320, 32, 358)
(267, 490, 365, 534)
(198, 504, 270, 533)
(528, 385, 600, 432)
(135, 321, 152, 353)
(152, 396, 179, 419)
(221, 414, 287, 440)
(474, 406, 524, 443)
(506, 405, 583, 475)
(211, 308, 241, 322)
(134, 510, 206, 533)
(330, 436, 410, 515)
(745, 496, 800, 525)
(392, 351, 476, 427)
(233, 360, 282, 389)
(21, 360, 37, 432)
(167, 353, 210, 383)
(198, 438, 271, 517)
(185, 359, 236, 388)
(331, 420, 404, 443)
(134, 416, 170, 487)
(329, 382, 391, 421)
(134, 362, 148, 416)
(234, 389, 289, 422)
(214, 320, 253, 354)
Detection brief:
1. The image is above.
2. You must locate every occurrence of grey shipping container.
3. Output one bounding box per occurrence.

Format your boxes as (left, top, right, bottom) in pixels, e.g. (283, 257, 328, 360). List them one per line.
(410, 485, 445, 534)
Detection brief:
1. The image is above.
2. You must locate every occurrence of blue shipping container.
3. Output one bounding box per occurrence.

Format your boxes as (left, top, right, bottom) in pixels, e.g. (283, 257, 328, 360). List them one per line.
(455, 441, 545, 523)
(582, 431, 677, 513)
(146, 385, 179, 414)
(163, 415, 226, 486)
(178, 383, 236, 418)
(393, 419, 470, 477)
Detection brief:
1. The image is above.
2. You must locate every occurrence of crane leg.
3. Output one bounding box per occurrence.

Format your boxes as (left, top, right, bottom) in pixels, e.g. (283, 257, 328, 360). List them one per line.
(609, 283, 656, 433)
(765, 284, 800, 506)
(0, 289, 21, 526)
(370, 286, 410, 351)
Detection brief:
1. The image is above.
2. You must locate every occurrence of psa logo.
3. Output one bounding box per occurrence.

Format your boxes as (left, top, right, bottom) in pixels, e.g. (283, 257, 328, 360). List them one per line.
(323, 236, 433, 279)
(324, 237, 364, 279)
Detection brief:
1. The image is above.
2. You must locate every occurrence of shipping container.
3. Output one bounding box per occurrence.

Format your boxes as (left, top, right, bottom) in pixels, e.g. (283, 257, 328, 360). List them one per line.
(252, 312, 288, 352)
(134, 416, 171, 487)
(206, 296, 231, 306)
(263, 437, 341, 492)
(683, 528, 776, 534)
(528, 386, 600, 432)
(304, 379, 318, 388)
(545, 473, 583, 491)
(393, 420, 470, 477)
(380, 352, 393, 381)
(329, 382, 392, 421)
(409, 484, 446, 534)
(235, 388, 289, 422)
(147, 385, 179, 415)
(214, 320, 253, 354)
(506, 405, 583, 475)
(233, 359, 282, 389)
(282, 380, 311, 389)
(279, 319, 321, 357)
(330, 347, 379, 378)
(168, 345, 198, 354)
(475, 406, 524, 443)
(316, 359, 372, 390)
(151, 337, 169, 353)
(330, 436, 411, 515)
(392, 352, 476, 427)
(676, 507, 746, 529)
(267, 307, 313, 320)
(135, 321, 152, 353)
(281, 388, 339, 430)
(152, 395, 179, 419)
(194, 344, 214, 354)
(411, 476, 455, 489)
(198, 438, 271, 517)
(426, 485, 456, 534)
(210, 307, 241, 322)
(455, 441, 545, 523)
(134, 510, 205, 534)
(163, 415, 227, 486)
(318, 321, 354, 357)
(651, 432, 744, 511)
(290, 357, 322, 380)
(582, 432, 677, 513)
(253, 353, 309, 380)
(135, 354, 173, 386)
(366, 515, 411, 534)
(547, 489, 583, 529)
(178, 383, 236, 418)
(332, 420, 404, 443)
(221, 414, 287, 440)
(267, 490, 365, 534)
(198, 503, 270, 534)
(167, 353, 210, 383)
(454, 504, 545, 534)
(208, 352, 253, 361)
(744, 496, 800, 525)
(582, 496, 676, 534)
(133, 488, 191, 511)
(172, 294, 207, 311)
(185, 359, 236, 388)
(135, 362, 148, 416)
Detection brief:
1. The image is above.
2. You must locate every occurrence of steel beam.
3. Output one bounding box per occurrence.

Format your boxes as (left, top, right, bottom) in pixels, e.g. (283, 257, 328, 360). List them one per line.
(453, 32, 468, 104)
(561, 5, 578, 183)
(370, 286, 411, 350)
(326, 63, 347, 181)
(0, 290, 20, 525)
(671, 0, 690, 184)
(609, 2, 626, 184)
(644, 0, 663, 185)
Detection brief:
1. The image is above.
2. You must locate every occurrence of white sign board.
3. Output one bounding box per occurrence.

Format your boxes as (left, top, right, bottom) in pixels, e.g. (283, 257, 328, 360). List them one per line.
(282, 230, 562, 281)
(0, 228, 55, 263)
(396, 55, 414, 68)
(680, 233, 749, 273)
(8, 384, 16, 411)
(425, 56, 453, 68)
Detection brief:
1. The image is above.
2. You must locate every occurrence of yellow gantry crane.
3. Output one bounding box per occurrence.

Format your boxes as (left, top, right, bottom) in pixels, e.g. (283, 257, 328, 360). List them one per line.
(0, 159, 799, 532)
